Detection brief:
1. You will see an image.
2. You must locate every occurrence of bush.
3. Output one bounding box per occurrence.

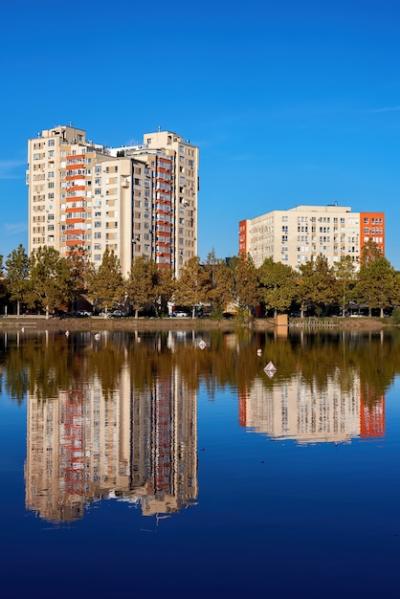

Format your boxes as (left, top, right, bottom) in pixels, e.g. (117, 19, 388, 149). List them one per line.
(392, 308, 400, 325)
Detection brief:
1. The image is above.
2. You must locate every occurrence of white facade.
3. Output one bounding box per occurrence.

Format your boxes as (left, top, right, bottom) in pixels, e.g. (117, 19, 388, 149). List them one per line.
(240, 205, 361, 269)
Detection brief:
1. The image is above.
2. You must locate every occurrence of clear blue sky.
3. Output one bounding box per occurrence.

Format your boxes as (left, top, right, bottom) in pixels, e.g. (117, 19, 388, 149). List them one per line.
(1, 0, 400, 264)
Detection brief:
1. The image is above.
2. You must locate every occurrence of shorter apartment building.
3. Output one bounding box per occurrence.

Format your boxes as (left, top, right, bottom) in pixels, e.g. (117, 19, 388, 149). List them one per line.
(239, 205, 385, 269)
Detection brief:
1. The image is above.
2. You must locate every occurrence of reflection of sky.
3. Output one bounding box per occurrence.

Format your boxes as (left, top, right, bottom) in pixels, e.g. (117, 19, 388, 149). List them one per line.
(1, 347, 400, 595)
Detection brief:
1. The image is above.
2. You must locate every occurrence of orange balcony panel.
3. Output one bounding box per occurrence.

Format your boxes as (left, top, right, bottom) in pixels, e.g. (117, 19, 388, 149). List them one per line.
(66, 218, 85, 225)
(66, 207, 84, 214)
(66, 154, 85, 160)
(65, 174, 86, 181)
(65, 196, 86, 202)
(65, 163, 85, 170)
(66, 185, 86, 193)
(66, 239, 83, 247)
(156, 209, 170, 216)
(65, 229, 85, 236)
(157, 231, 171, 237)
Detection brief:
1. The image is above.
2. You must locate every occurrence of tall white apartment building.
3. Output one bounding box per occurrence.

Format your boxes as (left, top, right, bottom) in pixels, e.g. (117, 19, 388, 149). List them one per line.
(239, 205, 385, 269)
(27, 125, 199, 277)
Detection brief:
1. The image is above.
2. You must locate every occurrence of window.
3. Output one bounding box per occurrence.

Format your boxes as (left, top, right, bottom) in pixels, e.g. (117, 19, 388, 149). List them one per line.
(48, 139, 55, 147)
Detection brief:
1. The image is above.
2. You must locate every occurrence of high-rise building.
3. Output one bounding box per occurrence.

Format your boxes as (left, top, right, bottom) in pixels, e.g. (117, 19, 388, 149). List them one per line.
(27, 125, 199, 277)
(239, 205, 385, 269)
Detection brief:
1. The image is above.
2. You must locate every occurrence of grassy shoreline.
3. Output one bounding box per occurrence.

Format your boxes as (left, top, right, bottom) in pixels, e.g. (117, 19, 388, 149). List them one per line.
(0, 315, 392, 332)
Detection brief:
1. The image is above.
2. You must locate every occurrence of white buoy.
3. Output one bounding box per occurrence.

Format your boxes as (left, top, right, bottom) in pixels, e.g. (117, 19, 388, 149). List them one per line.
(257, 349, 262, 356)
(65, 331, 70, 337)
(264, 361, 277, 375)
(21, 327, 24, 333)
(198, 339, 207, 350)
(94, 333, 101, 341)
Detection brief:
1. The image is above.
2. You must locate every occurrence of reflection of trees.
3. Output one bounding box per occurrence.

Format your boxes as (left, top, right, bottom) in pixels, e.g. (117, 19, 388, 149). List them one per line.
(2, 330, 400, 404)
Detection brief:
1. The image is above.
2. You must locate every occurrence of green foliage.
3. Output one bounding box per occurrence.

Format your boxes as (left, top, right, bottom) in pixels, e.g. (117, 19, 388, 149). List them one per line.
(27, 246, 72, 317)
(5, 245, 29, 314)
(355, 254, 398, 316)
(233, 254, 259, 314)
(126, 257, 157, 317)
(87, 248, 124, 312)
(391, 307, 400, 325)
(174, 257, 210, 317)
(297, 255, 337, 316)
(206, 258, 235, 316)
(258, 258, 296, 315)
(334, 255, 356, 315)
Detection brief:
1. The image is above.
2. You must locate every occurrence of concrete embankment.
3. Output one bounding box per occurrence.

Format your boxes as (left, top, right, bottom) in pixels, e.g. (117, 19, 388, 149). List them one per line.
(0, 315, 390, 333)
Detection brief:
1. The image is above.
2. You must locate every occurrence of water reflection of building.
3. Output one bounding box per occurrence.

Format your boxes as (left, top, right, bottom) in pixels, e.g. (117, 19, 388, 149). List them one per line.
(239, 373, 385, 443)
(25, 367, 197, 523)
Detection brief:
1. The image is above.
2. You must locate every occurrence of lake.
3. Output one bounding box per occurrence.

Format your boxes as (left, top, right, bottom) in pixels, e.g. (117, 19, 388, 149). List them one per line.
(1, 329, 400, 597)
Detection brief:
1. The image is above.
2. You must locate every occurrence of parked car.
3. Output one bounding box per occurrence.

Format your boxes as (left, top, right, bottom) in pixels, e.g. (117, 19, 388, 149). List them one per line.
(110, 310, 128, 318)
(171, 311, 189, 318)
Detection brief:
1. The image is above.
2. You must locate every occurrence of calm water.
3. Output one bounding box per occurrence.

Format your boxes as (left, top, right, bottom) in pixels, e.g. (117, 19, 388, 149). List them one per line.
(1, 329, 400, 597)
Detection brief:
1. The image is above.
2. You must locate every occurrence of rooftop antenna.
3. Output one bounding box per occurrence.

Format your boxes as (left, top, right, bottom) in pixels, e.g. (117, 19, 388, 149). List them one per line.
(157, 125, 161, 132)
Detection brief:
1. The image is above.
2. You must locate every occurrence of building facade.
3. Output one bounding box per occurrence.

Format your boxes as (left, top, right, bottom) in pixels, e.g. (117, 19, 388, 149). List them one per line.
(239, 373, 385, 444)
(239, 205, 385, 269)
(25, 364, 198, 523)
(27, 125, 199, 277)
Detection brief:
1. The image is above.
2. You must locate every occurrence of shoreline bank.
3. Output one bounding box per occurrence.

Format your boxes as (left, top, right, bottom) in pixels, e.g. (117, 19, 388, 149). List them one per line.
(0, 316, 392, 332)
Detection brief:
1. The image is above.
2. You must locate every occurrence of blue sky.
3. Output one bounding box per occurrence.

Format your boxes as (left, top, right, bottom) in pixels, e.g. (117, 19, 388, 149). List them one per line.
(1, 0, 400, 264)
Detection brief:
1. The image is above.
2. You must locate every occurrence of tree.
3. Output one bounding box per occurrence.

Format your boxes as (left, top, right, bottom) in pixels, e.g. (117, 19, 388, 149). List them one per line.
(66, 250, 92, 310)
(355, 252, 398, 317)
(258, 258, 296, 316)
(28, 246, 72, 318)
(174, 257, 210, 317)
(126, 257, 155, 318)
(207, 259, 235, 317)
(233, 254, 259, 315)
(0, 255, 6, 306)
(334, 256, 356, 317)
(87, 248, 124, 313)
(152, 267, 175, 316)
(5, 245, 30, 316)
(297, 255, 337, 317)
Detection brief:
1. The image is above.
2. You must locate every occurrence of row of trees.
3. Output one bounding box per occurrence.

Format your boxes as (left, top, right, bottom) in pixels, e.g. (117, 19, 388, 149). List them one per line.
(0, 241, 398, 318)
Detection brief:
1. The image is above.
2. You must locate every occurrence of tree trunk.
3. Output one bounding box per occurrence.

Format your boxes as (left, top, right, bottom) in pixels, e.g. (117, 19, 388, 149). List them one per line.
(369, 307, 372, 317)
(135, 309, 138, 319)
(300, 305, 304, 318)
(192, 306, 196, 318)
(274, 309, 277, 318)
(380, 307, 384, 318)
(46, 305, 49, 320)
(17, 301, 20, 317)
